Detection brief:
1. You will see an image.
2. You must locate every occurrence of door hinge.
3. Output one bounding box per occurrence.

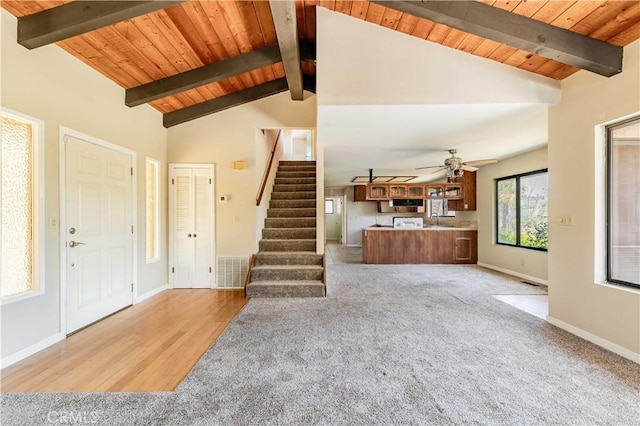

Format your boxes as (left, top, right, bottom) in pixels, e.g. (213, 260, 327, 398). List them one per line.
(131, 225, 134, 234)
(131, 168, 133, 176)
(172, 178, 174, 184)
(209, 267, 212, 273)
(209, 178, 212, 184)
(131, 283, 133, 292)
(172, 267, 175, 273)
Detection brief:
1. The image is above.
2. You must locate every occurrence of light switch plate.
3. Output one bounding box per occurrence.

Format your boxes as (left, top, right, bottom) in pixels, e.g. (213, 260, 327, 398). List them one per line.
(559, 215, 574, 226)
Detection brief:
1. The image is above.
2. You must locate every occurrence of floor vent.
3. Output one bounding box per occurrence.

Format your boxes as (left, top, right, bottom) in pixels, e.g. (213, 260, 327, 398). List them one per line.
(521, 280, 539, 287)
(216, 257, 248, 288)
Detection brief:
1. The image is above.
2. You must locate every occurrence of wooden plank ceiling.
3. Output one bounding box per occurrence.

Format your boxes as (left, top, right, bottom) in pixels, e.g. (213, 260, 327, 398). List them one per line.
(3, 1, 640, 127)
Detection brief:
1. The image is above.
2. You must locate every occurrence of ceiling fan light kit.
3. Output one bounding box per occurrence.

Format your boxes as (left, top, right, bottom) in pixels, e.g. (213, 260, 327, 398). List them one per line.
(417, 149, 498, 179)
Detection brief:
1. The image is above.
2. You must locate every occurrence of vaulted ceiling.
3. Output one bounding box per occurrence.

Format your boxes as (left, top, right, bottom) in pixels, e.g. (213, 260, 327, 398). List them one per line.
(3, 1, 639, 128)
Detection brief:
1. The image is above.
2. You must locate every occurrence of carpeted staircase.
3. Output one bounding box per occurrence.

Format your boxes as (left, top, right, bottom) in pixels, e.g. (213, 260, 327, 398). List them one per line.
(246, 160, 325, 297)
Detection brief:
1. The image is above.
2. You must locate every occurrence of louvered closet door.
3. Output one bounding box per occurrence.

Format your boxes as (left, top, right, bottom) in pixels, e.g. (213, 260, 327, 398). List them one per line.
(169, 165, 214, 289)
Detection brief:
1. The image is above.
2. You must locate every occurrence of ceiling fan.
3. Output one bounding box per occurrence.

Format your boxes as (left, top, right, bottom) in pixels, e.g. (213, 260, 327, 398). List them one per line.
(416, 149, 497, 178)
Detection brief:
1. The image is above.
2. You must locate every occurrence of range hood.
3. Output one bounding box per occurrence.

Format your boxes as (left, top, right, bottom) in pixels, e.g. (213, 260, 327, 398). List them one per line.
(390, 199, 424, 207)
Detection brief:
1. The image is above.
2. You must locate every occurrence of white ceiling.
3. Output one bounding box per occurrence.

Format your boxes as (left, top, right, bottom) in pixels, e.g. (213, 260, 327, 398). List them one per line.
(316, 8, 559, 188)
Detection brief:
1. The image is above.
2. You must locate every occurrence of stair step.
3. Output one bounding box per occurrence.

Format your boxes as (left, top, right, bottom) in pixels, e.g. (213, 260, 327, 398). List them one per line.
(255, 252, 323, 266)
(262, 228, 316, 239)
(278, 166, 316, 172)
(267, 208, 316, 218)
(269, 199, 316, 208)
(265, 217, 316, 228)
(275, 171, 316, 178)
(279, 161, 316, 166)
(271, 191, 316, 200)
(251, 265, 324, 281)
(259, 239, 316, 252)
(274, 177, 316, 185)
(273, 184, 316, 192)
(245, 280, 325, 298)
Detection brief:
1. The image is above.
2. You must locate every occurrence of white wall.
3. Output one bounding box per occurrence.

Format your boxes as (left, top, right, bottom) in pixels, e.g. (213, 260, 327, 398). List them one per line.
(316, 7, 559, 107)
(547, 40, 640, 360)
(166, 92, 316, 257)
(1, 10, 167, 361)
(475, 148, 548, 284)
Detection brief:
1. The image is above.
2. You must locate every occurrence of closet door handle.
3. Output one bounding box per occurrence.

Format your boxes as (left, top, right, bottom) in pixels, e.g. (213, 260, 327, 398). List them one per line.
(193, 233, 197, 238)
(187, 233, 192, 238)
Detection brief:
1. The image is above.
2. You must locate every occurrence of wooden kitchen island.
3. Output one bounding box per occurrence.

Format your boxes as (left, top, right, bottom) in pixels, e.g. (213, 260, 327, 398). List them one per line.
(362, 226, 478, 264)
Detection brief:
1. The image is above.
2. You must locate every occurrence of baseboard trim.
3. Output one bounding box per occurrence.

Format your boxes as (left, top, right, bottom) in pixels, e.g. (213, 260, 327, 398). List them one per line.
(1, 332, 65, 369)
(134, 284, 168, 304)
(546, 316, 640, 364)
(347, 244, 362, 248)
(477, 262, 548, 286)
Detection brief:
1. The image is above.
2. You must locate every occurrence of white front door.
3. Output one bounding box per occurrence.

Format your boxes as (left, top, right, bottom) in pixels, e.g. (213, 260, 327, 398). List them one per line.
(169, 164, 214, 289)
(65, 136, 134, 333)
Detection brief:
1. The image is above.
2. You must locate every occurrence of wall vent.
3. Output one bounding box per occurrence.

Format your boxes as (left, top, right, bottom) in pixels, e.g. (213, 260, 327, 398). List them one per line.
(216, 257, 248, 288)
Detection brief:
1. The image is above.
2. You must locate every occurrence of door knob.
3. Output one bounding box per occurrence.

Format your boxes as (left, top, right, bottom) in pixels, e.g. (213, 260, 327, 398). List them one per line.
(193, 233, 197, 238)
(188, 233, 192, 237)
(68, 241, 86, 248)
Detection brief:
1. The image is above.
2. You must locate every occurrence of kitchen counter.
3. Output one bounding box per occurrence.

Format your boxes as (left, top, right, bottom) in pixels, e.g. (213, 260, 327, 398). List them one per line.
(362, 227, 477, 264)
(364, 226, 478, 231)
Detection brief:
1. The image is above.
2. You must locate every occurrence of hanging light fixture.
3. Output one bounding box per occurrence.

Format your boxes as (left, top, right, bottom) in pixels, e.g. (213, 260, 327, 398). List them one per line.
(444, 150, 464, 179)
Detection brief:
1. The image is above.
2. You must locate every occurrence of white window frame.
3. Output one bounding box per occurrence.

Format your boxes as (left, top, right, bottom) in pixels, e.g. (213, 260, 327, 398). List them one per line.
(145, 157, 161, 264)
(0, 107, 45, 305)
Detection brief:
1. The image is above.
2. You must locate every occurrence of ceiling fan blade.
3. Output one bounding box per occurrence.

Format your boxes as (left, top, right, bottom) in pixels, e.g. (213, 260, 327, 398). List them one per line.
(430, 167, 447, 174)
(415, 165, 443, 170)
(464, 159, 498, 167)
(461, 165, 479, 172)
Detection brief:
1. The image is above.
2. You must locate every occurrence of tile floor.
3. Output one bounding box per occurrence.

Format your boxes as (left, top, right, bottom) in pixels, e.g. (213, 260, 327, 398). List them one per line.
(493, 294, 549, 320)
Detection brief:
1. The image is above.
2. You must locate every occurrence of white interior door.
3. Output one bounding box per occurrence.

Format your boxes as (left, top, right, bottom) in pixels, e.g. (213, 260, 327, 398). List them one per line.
(65, 136, 134, 333)
(169, 164, 214, 289)
(325, 197, 342, 241)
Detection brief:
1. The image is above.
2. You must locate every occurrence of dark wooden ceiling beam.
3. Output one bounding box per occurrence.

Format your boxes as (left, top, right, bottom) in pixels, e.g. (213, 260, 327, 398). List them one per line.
(371, 1, 623, 77)
(163, 78, 289, 128)
(126, 45, 282, 107)
(18, 1, 186, 49)
(269, 0, 304, 100)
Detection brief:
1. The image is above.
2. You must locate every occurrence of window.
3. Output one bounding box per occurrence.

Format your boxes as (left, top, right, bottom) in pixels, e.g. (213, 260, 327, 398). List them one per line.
(1, 109, 44, 301)
(496, 169, 548, 251)
(146, 157, 160, 263)
(428, 199, 455, 218)
(325, 199, 334, 214)
(606, 116, 640, 288)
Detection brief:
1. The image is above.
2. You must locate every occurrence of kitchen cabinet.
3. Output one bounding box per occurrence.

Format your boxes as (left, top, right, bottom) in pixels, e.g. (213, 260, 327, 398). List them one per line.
(444, 184, 463, 200)
(362, 228, 477, 264)
(453, 231, 478, 263)
(367, 184, 389, 200)
(426, 185, 445, 198)
(407, 185, 425, 198)
(447, 171, 476, 211)
(389, 184, 408, 198)
(354, 185, 368, 202)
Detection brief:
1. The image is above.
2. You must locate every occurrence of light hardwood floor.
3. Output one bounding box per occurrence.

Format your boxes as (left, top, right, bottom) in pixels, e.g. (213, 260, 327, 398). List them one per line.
(0, 289, 247, 393)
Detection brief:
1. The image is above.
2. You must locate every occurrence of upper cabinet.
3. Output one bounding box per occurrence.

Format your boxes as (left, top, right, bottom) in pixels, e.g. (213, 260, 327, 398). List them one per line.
(407, 185, 425, 199)
(447, 172, 476, 211)
(352, 174, 476, 210)
(388, 184, 408, 198)
(367, 184, 389, 200)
